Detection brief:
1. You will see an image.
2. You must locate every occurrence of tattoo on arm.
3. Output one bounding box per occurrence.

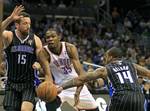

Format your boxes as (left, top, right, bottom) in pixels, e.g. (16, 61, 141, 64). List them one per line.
(61, 79, 76, 90)
(61, 68, 106, 90)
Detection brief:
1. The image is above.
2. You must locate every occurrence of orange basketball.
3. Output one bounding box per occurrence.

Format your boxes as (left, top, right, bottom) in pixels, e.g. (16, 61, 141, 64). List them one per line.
(36, 81, 57, 102)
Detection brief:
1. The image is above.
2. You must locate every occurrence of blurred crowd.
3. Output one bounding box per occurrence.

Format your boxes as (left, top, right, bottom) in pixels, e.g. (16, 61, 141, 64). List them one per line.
(9, 11, 150, 67)
(5, 0, 81, 9)
(30, 9, 150, 68)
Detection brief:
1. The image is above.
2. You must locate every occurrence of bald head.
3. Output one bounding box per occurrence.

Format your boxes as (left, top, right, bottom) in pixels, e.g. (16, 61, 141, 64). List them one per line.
(104, 47, 123, 64)
(107, 47, 122, 58)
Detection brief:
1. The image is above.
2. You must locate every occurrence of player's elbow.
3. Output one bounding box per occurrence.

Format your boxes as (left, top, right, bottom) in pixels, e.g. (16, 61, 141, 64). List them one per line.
(147, 72, 150, 79)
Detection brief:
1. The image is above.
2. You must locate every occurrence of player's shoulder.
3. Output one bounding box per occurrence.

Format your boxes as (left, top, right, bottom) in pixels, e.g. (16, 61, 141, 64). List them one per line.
(65, 42, 76, 49)
(34, 35, 42, 43)
(34, 34, 40, 39)
(64, 42, 77, 58)
(3, 30, 13, 34)
(2, 30, 13, 46)
(33, 34, 42, 48)
(39, 46, 50, 59)
(3, 30, 13, 38)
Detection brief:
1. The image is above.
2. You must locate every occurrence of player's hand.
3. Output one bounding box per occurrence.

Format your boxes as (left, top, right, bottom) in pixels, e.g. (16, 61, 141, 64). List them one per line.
(32, 62, 41, 70)
(57, 86, 63, 94)
(10, 5, 25, 21)
(0, 62, 6, 76)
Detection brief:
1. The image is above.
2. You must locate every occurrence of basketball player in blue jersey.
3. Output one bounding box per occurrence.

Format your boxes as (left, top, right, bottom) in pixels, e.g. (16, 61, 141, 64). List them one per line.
(1, 5, 52, 111)
(58, 47, 150, 111)
(34, 27, 99, 111)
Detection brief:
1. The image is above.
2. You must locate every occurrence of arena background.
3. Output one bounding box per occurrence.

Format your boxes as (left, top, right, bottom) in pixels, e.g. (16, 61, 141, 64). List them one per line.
(1, 0, 150, 110)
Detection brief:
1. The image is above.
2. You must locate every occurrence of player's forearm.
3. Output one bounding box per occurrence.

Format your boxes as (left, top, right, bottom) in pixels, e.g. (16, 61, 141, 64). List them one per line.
(75, 85, 83, 95)
(44, 73, 53, 82)
(61, 70, 102, 90)
(61, 77, 84, 90)
(134, 63, 150, 79)
(43, 66, 53, 82)
(42, 64, 53, 82)
(1, 16, 13, 32)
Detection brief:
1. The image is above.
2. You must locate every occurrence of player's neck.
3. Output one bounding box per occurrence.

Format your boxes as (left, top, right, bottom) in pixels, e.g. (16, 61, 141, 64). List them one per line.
(50, 43, 62, 55)
(15, 29, 29, 40)
(111, 58, 122, 63)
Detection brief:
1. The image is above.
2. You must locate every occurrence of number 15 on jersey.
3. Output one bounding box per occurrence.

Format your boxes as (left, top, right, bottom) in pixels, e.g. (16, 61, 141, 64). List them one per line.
(18, 54, 26, 64)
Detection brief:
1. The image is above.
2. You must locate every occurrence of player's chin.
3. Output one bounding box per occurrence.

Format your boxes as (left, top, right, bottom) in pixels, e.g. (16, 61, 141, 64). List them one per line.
(22, 30, 29, 35)
(48, 43, 55, 48)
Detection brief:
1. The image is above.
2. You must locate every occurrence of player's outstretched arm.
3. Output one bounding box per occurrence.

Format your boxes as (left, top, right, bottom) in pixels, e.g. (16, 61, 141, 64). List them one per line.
(59, 67, 107, 90)
(2, 5, 24, 32)
(2, 5, 25, 48)
(38, 48, 53, 82)
(134, 63, 150, 79)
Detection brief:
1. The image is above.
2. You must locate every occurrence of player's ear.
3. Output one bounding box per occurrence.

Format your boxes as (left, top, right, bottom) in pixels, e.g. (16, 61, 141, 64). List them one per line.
(58, 36, 61, 41)
(58, 34, 62, 41)
(15, 23, 19, 29)
(109, 55, 112, 59)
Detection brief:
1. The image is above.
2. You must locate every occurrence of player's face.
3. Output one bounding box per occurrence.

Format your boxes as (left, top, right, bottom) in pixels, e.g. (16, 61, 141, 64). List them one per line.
(16, 17, 31, 36)
(45, 30, 60, 49)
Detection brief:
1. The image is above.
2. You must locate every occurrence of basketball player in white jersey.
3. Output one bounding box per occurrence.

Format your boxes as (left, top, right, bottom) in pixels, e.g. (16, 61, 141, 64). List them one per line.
(34, 27, 99, 111)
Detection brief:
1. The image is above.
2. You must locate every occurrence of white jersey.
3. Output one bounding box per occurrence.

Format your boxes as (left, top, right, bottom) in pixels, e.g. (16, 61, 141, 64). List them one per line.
(44, 42, 78, 85)
(44, 42, 98, 110)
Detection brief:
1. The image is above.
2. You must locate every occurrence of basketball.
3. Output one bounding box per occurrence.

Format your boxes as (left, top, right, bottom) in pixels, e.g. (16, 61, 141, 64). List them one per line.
(36, 81, 57, 102)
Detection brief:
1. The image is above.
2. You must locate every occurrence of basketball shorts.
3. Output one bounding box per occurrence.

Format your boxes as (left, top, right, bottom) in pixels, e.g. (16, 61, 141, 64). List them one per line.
(58, 85, 98, 110)
(3, 85, 36, 110)
(107, 91, 146, 111)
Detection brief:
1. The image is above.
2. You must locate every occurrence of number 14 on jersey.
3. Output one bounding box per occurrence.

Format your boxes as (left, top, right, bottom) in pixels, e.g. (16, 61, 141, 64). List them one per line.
(116, 71, 134, 84)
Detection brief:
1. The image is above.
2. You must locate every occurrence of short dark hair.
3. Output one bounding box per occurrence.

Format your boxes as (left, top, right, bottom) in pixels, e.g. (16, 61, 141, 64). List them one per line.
(47, 27, 62, 35)
(107, 47, 123, 58)
(15, 12, 31, 23)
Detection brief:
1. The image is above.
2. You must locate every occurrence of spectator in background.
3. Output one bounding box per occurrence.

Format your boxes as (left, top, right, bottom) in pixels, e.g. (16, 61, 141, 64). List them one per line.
(58, 1, 66, 8)
(124, 17, 132, 31)
(138, 76, 150, 111)
(143, 81, 150, 111)
(68, 0, 75, 8)
(111, 7, 121, 25)
(126, 46, 138, 63)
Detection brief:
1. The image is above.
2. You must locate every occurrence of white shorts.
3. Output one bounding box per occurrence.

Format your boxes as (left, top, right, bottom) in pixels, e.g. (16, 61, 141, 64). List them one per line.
(58, 85, 98, 110)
